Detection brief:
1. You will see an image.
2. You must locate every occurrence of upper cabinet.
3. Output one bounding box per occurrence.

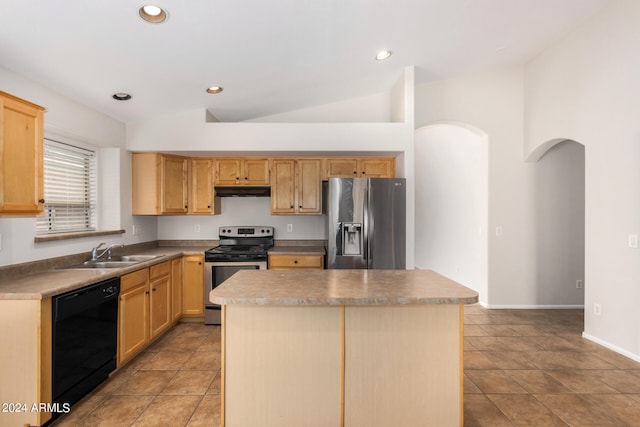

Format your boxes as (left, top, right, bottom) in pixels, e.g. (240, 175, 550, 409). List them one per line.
(132, 153, 188, 215)
(189, 158, 220, 215)
(215, 158, 269, 186)
(325, 157, 395, 179)
(271, 158, 322, 215)
(0, 91, 46, 215)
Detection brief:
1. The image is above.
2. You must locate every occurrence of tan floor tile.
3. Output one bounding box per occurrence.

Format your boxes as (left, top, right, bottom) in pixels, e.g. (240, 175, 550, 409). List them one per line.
(466, 336, 513, 351)
(196, 338, 221, 353)
(151, 335, 208, 353)
(112, 370, 177, 395)
(495, 336, 545, 351)
(132, 395, 202, 427)
(584, 394, 640, 427)
(160, 370, 216, 395)
(464, 351, 499, 369)
(487, 394, 567, 427)
(463, 394, 513, 427)
(81, 395, 154, 427)
(591, 349, 640, 369)
(505, 370, 571, 394)
(138, 351, 192, 370)
(187, 394, 222, 427)
(480, 324, 520, 336)
(465, 370, 528, 394)
(464, 324, 490, 336)
(52, 394, 107, 426)
(535, 394, 620, 427)
(528, 351, 616, 370)
(182, 350, 222, 370)
(591, 369, 640, 393)
(482, 351, 538, 369)
(93, 369, 134, 395)
(528, 335, 583, 351)
(545, 369, 619, 393)
(464, 374, 483, 394)
(206, 370, 222, 395)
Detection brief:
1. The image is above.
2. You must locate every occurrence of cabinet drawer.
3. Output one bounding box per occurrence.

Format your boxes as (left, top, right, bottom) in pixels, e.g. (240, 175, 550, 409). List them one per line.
(269, 254, 324, 269)
(150, 261, 171, 279)
(121, 268, 150, 293)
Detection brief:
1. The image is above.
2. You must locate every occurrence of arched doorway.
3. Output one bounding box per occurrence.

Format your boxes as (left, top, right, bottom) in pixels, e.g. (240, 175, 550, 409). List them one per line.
(532, 139, 585, 307)
(414, 123, 488, 304)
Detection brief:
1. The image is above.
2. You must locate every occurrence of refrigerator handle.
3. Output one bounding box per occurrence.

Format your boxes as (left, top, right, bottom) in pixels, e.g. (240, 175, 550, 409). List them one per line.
(364, 186, 371, 268)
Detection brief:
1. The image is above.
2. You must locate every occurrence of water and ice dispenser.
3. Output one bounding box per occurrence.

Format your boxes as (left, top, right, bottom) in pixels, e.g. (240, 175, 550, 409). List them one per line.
(341, 222, 362, 255)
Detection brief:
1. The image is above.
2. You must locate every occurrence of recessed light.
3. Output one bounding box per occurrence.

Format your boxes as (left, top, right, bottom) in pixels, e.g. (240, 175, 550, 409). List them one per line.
(139, 5, 168, 23)
(206, 86, 224, 94)
(112, 93, 132, 101)
(375, 50, 393, 61)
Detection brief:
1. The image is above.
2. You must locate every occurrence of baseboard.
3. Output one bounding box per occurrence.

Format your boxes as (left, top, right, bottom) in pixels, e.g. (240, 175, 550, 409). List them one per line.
(582, 332, 640, 363)
(482, 304, 585, 309)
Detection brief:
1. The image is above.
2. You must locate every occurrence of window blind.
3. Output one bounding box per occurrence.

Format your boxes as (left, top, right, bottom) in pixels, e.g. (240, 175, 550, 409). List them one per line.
(36, 139, 97, 234)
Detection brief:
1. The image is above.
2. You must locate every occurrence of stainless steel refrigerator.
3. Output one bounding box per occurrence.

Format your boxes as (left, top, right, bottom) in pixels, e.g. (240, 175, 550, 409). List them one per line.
(326, 177, 406, 269)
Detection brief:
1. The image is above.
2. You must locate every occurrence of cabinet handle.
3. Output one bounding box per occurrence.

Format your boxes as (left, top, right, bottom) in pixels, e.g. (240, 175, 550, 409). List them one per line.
(290, 205, 294, 208)
(294, 260, 298, 264)
(38, 199, 45, 203)
(145, 291, 150, 295)
(299, 205, 302, 208)
(353, 171, 357, 175)
(152, 288, 157, 292)
(207, 205, 211, 208)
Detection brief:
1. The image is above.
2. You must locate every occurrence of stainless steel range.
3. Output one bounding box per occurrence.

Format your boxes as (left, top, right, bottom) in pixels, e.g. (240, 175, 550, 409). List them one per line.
(204, 226, 274, 324)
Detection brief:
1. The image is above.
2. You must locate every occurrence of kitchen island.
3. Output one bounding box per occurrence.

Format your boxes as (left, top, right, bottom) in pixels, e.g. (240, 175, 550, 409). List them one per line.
(210, 269, 478, 427)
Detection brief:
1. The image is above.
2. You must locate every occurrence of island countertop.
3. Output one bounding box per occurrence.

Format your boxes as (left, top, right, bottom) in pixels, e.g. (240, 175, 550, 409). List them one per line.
(210, 269, 478, 306)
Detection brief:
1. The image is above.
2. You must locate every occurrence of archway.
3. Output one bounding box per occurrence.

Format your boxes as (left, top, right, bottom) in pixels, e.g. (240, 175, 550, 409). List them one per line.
(414, 123, 488, 304)
(533, 139, 585, 307)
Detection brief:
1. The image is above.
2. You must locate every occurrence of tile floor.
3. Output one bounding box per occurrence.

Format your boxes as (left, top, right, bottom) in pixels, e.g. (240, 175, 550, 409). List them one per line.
(52, 305, 640, 427)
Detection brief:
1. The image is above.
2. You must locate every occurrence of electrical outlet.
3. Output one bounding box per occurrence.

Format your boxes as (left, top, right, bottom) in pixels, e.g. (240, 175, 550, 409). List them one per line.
(576, 279, 583, 289)
(628, 234, 638, 248)
(194, 224, 201, 233)
(593, 303, 602, 316)
(0, 232, 2, 251)
(495, 226, 503, 236)
(287, 224, 293, 233)
(132, 224, 141, 235)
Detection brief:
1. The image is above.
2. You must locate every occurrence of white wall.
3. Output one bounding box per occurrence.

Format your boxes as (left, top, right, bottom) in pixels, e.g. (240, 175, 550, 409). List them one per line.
(525, 0, 640, 359)
(157, 198, 325, 241)
(414, 67, 535, 307)
(0, 66, 158, 266)
(535, 140, 585, 307)
(414, 124, 488, 304)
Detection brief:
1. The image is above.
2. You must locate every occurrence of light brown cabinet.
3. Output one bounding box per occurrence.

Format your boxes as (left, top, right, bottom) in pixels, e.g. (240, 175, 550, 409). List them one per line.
(325, 157, 395, 179)
(182, 255, 204, 317)
(118, 261, 173, 365)
(271, 158, 322, 214)
(189, 158, 220, 215)
(132, 152, 189, 215)
(118, 268, 150, 365)
(0, 91, 46, 215)
(215, 158, 269, 186)
(268, 254, 324, 270)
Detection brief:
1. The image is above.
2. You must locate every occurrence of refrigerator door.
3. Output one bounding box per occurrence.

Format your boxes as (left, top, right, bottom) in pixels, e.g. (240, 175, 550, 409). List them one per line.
(368, 178, 406, 269)
(327, 178, 368, 269)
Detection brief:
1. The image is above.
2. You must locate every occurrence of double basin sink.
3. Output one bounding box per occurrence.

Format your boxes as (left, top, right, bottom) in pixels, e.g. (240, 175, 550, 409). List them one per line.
(67, 255, 163, 269)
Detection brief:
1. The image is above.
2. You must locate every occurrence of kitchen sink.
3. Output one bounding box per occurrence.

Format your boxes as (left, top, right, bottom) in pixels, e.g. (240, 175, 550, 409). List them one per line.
(65, 254, 163, 269)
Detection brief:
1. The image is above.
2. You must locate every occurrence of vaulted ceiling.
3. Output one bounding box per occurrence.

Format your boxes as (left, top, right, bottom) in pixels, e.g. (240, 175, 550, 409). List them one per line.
(0, 0, 612, 123)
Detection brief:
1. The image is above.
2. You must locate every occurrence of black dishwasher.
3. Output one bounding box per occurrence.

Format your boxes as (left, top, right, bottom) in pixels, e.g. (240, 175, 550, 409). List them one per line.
(52, 277, 120, 415)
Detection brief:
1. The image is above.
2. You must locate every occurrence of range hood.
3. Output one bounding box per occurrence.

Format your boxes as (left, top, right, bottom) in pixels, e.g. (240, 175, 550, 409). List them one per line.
(214, 186, 271, 197)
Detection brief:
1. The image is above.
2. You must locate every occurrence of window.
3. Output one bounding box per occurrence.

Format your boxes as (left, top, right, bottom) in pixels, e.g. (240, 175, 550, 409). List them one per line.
(36, 139, 97, 234)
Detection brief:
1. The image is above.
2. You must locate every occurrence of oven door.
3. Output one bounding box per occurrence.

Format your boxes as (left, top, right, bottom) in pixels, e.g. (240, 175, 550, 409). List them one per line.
(204, 261, 267, 325)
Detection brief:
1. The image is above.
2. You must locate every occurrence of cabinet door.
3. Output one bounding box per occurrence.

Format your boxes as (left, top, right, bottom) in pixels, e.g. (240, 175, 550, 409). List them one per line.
(216, 159, 242, 185)
(119, 269, 150, 365)
(171, 257, 183, 322)
(326, 158, 358, 178)
(182, 255, 204, 316)
(150, 262, 172, 339)
(189, 158, 215, 214)
(297, 159, 322, 214)
(161, 155, 188, 213)
(359, 158, 395, 178)
(0, 92, 45, 214)
(244, 159, 270, 185)
(270, 160, 295, 214)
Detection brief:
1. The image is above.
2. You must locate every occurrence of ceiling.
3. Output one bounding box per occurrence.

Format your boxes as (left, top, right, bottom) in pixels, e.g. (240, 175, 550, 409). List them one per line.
(0, 0, 612, 123)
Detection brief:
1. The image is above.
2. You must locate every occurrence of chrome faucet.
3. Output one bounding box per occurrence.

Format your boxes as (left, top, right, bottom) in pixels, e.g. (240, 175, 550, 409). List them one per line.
(91, 242, 124, 260)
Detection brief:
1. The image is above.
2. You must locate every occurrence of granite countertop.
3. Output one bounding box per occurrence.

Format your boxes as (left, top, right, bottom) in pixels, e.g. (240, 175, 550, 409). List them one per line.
(268, 246, 326, 256)
(0, 246, 209, 300)
(210, 269, 478, 306)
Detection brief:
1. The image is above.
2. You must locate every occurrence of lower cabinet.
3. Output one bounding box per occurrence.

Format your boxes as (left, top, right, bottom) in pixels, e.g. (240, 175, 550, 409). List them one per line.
(182, 255, 204, 317)
(118, 260, 173, 366)
(268, 254, 324, 270)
